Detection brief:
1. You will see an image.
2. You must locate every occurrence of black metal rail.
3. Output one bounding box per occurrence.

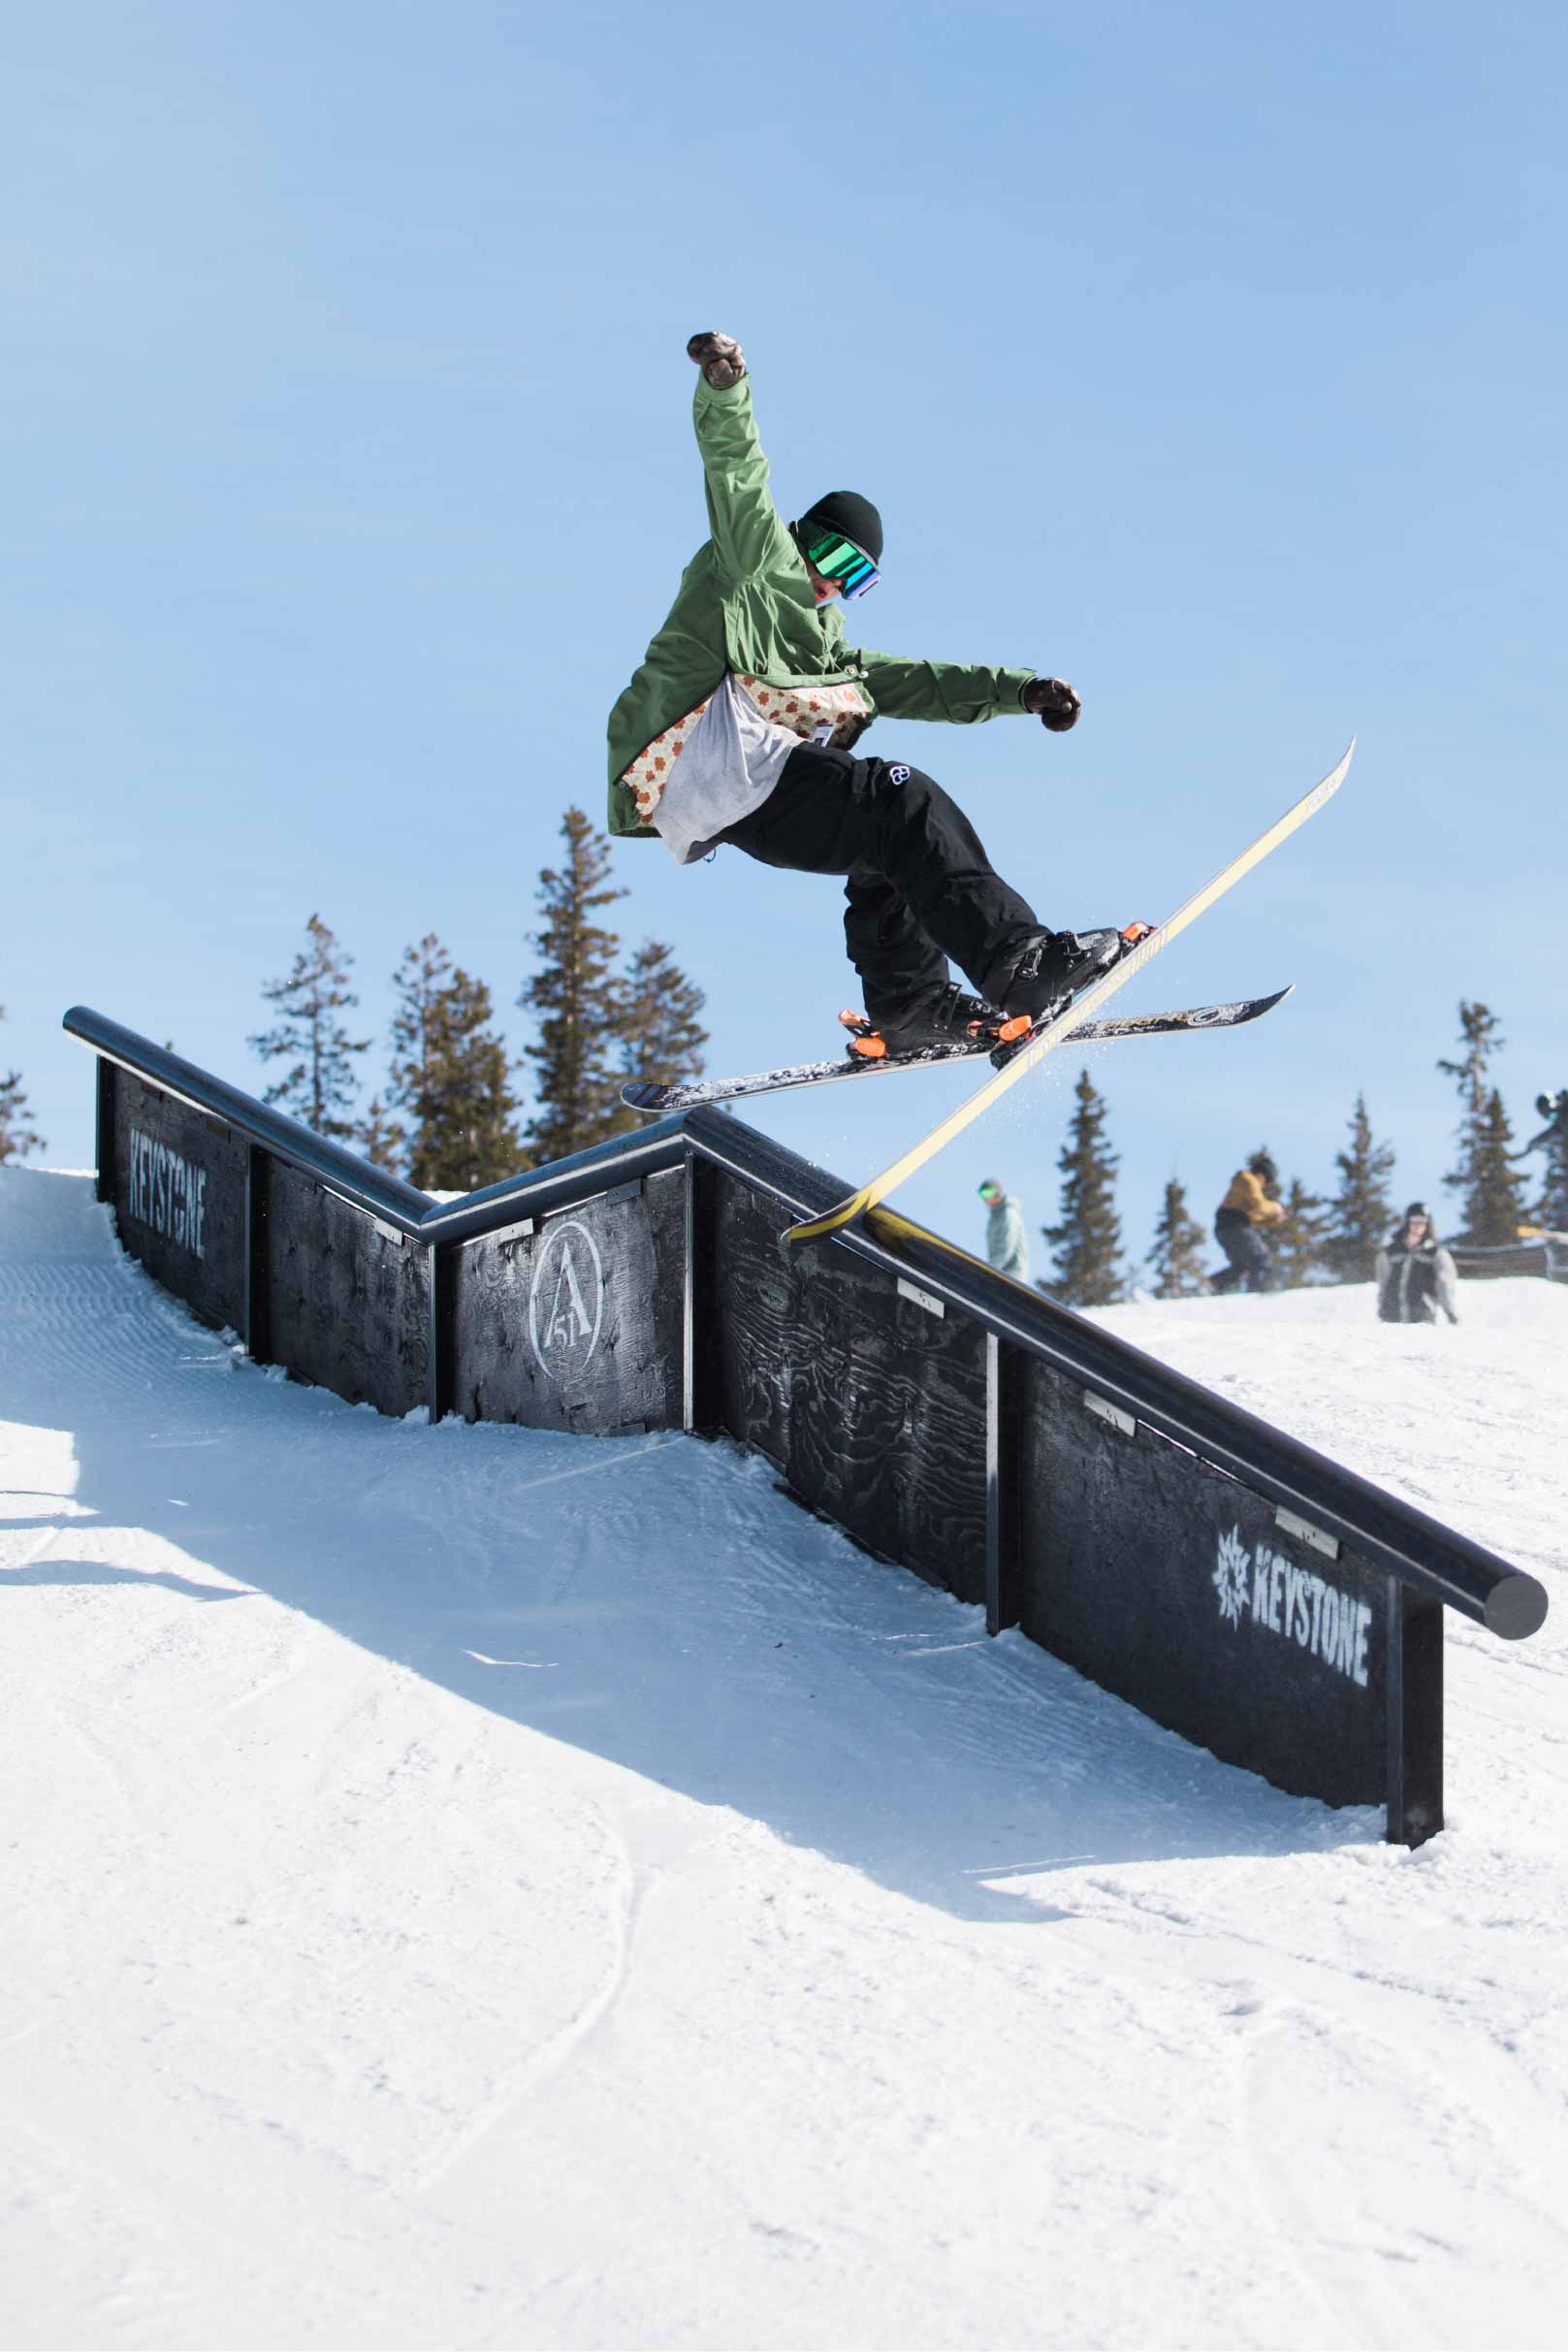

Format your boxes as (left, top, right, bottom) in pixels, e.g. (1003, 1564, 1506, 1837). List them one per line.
(65, 1006, 691, 1237)
(64, 1004, 1549, 1646)
(677, 1113, 1547, 1641)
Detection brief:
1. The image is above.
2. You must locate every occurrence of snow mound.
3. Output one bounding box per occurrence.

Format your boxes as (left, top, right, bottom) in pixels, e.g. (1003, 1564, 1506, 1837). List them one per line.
(3, 1166, 1566, 2351)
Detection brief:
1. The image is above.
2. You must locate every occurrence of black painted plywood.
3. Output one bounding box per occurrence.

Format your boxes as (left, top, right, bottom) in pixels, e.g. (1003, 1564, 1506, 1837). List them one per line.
(265, 1161, 428, 1416)
(450, 1171, 684, 1434)
(112, 1070, 248, 1335)
(710, 1169, 987, 1599)
(1015, 1356, 1388, 1807)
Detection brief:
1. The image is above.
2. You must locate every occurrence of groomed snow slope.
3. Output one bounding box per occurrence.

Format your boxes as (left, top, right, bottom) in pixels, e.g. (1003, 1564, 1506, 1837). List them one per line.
(3, 1165, 1566, 2352)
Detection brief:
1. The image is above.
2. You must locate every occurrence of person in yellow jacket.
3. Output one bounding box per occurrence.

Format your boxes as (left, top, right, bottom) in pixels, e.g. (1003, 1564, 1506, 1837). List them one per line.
(1211, 1166, 1286, 1294)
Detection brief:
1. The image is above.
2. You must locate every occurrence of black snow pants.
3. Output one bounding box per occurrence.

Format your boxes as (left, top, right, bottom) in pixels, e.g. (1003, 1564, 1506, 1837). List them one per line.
(1210, 1208, 1275, 1295)
(717, 741, 1039, 1020)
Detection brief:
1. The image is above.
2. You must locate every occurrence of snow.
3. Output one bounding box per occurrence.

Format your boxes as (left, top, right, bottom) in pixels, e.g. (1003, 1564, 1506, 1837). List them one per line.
(3, 1163, 1566, 2351)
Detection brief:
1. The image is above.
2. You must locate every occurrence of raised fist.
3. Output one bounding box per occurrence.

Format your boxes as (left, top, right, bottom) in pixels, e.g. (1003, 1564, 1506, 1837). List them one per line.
(1022, 676, 1082, 733)
(687, 331, 746, 389)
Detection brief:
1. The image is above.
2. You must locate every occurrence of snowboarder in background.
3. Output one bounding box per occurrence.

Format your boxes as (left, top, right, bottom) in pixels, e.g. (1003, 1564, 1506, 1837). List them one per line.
(607, 330, 1124, 1057)
(978, 1178, 1031, 1282)
(1210, 1165, 1285, 1294)
(1377, 1203, 1459, 1325)
(1517, 1090, 1568, 1234)
(1520, 1090, 1566, 1155)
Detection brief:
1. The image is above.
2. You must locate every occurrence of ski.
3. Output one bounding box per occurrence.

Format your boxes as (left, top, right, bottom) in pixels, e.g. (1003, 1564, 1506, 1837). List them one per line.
(784, 739, 1356, 1249)
(622, 985, 1295, 1115)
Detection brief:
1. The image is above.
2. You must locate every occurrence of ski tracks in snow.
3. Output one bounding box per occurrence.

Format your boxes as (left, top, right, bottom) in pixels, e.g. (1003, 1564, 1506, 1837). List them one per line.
(8, 1169, 1568, 2349)
(413, 1799, 641, 2197)
(1233, 1991, 1568, 2349)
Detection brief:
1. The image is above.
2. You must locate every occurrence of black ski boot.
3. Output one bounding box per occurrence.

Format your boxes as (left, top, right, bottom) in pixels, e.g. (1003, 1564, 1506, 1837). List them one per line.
(845, 981, 1010, 1062)
(980, 926, 1135, 1023)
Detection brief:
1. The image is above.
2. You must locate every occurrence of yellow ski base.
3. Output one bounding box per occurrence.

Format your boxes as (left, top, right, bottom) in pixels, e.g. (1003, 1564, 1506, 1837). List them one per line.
(785, 740, 1355, 1248)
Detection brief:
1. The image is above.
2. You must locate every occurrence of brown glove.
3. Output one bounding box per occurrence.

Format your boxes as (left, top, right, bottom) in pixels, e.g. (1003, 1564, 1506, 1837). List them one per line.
(687, 331, 747, 389)
(1022, 676, 1082, 732)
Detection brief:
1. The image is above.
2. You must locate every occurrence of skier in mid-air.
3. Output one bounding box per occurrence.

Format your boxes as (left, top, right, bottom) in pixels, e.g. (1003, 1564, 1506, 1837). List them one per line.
(607, 330, 1122, 1058)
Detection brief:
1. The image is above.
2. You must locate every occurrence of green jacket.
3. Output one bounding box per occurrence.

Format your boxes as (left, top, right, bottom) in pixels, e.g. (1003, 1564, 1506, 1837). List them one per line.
(606, 371, 1039, 838)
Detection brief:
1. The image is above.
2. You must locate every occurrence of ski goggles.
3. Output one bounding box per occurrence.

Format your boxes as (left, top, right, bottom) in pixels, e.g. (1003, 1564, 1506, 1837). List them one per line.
(804, 527, 880, 601)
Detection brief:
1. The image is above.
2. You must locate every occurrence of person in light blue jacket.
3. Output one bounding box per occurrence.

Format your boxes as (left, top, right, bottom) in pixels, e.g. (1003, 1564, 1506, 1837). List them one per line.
(979, 1179, 1031, 1282)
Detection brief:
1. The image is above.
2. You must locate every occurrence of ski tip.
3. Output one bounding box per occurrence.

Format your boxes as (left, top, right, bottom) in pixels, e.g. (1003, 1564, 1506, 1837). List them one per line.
(621, 1082, 666, 1112)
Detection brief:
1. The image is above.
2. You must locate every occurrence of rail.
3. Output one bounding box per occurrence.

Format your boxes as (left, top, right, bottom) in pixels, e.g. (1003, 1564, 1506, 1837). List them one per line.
(64, 1004, 1552, 1845)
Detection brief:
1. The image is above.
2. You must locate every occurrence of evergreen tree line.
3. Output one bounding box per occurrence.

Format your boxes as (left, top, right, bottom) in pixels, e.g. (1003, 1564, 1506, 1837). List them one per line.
(0, 1005, 47, 1168)
(1042, 998, 1559, 1308)
(248, 808, 707, 1191)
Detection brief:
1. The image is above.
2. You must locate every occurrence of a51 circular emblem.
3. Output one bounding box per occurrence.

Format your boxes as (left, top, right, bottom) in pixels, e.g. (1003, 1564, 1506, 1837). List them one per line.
(528, 1220, 605, 1379)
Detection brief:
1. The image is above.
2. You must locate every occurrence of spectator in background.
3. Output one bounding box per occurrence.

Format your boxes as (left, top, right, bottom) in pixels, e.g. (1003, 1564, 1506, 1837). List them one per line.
(1377, 1202, 1459, 1325)
(1247, 1147, 1282, 1201)
(1211, 1165, 1285, 1294)
(978, 1179, 1030, 1282)
(1521, 1090, 1566, 1158)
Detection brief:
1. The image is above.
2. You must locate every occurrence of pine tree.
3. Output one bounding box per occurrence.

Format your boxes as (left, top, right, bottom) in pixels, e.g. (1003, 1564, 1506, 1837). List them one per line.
(387, 936, 522, 1190)
(387, 933, 454, 1178)
(1270, 1176, 1332, 1289)
(414, 968, 521, 1192)
(612, 938, 708, 1132)
(1438, 1000, 1510, 1239)
(1041, 1068, 1123, 1305)
(248, 915, 368, 1141)
(358, 1094, 407, 1176)
(0, 1006, 47, 1166)
(1463, 1088, 1527, 1245)
(520, 808, 627, 1163)
(1326, 1094, 1396, 1282)
(1146, 1176, 1208, 1299)
(388, 933, 452, 1141)
(1438, 1001, 1504, 1125)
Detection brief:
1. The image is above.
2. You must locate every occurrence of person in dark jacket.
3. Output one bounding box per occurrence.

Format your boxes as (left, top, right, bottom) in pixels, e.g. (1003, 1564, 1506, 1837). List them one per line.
(1210, 1167, 1285, 1294)
(1520, 1089, 1566, 1159)
(1377, 1203, 1459, 1324)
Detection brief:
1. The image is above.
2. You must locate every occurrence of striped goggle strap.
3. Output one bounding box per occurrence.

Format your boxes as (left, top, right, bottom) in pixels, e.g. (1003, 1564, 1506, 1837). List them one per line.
(805, 528, 880, 600)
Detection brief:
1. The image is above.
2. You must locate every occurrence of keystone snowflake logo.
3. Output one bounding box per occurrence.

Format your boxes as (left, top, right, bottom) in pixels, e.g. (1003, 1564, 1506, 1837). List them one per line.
(1213, 1525, 1252, 1627)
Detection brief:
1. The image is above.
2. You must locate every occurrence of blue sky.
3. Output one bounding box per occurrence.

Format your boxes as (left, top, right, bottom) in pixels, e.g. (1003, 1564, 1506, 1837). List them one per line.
(4, 0, 1563, 1269)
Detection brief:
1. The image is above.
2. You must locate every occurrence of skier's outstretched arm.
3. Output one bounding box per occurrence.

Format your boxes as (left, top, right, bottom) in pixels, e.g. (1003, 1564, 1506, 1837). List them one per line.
(842, 645, 1081, 731)
(686, 332, 797, 586)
